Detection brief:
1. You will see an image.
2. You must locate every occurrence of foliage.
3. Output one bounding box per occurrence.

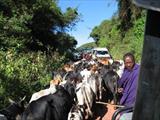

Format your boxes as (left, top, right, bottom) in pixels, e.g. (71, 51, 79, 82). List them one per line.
(129, 15, 145, 62)
(89, 8, 146, 62)
(77, 42, 96, 50)
(88, 0, 146, 62)
(0, 0, 79, 53)
(0, 0, 80, 107)
(0, 50, 66, 107)
(117, 0, 142, 37)
(90, 26, 101, 45)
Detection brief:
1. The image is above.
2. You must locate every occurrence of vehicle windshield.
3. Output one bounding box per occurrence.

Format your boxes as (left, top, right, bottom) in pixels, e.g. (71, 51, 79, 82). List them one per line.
(97, 51, 108, 55)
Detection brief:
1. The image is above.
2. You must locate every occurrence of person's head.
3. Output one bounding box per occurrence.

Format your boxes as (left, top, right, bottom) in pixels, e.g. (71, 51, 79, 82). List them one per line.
(123, 52, 135, 70)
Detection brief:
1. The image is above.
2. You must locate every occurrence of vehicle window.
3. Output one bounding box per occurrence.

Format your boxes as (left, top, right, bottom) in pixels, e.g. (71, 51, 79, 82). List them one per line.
(97, 51, 108, 55)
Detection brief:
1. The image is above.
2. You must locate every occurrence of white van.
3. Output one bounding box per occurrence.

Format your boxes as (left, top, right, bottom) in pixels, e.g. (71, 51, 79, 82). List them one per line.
(92, 48, 110, 58)
(92, 47, 113, 63)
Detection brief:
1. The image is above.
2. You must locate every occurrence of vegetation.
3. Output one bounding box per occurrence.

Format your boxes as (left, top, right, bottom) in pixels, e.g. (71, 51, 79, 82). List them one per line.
(0, 0, 79, 107)
(77, 42, 96, 50)
(89, 0, 146, 62)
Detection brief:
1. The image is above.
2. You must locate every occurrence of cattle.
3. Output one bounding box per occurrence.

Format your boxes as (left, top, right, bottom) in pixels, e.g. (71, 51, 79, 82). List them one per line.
(76, 82, 96, 119)
(29, 80, 57, 103)
(60, 71, 84, 103)
(21, 85, 73, 120)
(73, 60, 90, 73)
(87, 73, 102, 101)
(111, 60, 124, 78)
(80, 67, 91, 82)
(68, 105, 85, 120)
(97, 60, 124, 104)
(63, 62, 74, 72)
(0, 97, 25, 120)
(62, 81, 77, 104)
(99, 60, 124, 77)
(74, 62, 103, 101)
(58, 68, 97, 119)
(102, 70, 119, 104)
(77, 62, 102, 102)
(29, 73, 64, 103)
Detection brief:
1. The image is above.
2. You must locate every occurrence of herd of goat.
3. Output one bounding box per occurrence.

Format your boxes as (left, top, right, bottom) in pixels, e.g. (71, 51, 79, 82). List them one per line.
(0, 58, 124, 120)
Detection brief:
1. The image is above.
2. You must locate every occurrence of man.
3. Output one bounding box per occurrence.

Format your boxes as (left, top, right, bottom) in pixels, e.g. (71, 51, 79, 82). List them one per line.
(118, 52, 140, 107)
(102, 52, 140, 120)
(117, 52, 140, 120)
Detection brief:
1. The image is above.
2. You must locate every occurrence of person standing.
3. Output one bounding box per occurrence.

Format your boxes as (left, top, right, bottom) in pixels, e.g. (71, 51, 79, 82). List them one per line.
(118, 52, 140, 107)
(113, 52, 140, 120)
(102, 52, 140, 120)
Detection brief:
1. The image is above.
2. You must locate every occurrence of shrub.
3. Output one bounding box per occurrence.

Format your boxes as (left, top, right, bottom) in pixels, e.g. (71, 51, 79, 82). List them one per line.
(0, 50, 66, 107)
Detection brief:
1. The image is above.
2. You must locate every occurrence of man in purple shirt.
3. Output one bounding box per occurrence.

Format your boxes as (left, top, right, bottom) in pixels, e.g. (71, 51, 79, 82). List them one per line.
(114, 52, 140, 120)
(104, 52, 140, 120)
(118, 52, 140, 107)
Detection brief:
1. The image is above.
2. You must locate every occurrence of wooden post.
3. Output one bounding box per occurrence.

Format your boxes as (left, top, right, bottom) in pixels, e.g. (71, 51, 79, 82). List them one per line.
(133, 10, 160, 120)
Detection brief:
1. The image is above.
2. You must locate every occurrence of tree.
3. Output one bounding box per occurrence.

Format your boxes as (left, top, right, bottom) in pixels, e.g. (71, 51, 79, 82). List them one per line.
(117, 0, 142, 37)
(0, 0, 80, 107)
(89, 1, 145, 60)
(0, 0, 80, 54)
(90, 26, 101, 45)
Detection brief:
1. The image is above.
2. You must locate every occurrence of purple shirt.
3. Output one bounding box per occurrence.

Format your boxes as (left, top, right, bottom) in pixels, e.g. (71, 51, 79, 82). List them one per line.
(118, 64, 140, 107)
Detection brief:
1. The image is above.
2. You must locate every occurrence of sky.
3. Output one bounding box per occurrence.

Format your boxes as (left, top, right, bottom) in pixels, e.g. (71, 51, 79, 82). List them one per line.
(58, 0, 118, 47)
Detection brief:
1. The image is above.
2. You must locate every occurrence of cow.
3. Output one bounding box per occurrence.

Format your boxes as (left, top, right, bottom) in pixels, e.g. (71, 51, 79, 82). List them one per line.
(98, 60, 124, 104)
(29, 80, 57, 103)
(87, 73, 103, 101)
(21, 85, 73, 120)
(102, 70, 120, 104)
(59, 71, 84, 104)
(111, 60, 124, 78)
(76, 82, 96, 119)
(0, 97, 25, 120)
(80, 66, 91, 82)
(68, 104, 85, 120)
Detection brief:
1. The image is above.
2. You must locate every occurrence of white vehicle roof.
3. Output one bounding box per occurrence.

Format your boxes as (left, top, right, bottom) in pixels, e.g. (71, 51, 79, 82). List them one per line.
(92, 47, 111, 59)
(93, 47, 109, 51)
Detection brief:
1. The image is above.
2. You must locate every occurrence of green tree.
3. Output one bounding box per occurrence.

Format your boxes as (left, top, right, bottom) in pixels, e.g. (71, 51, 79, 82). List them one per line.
(0, 0, 80, 107)
(89, 3, 145, 61)
(117, 0, 142, 38)
(0, 0, 79, 54)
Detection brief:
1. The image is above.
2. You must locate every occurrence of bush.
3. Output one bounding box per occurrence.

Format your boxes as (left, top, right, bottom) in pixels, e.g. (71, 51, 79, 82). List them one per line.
(0, 50, 66, 107)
